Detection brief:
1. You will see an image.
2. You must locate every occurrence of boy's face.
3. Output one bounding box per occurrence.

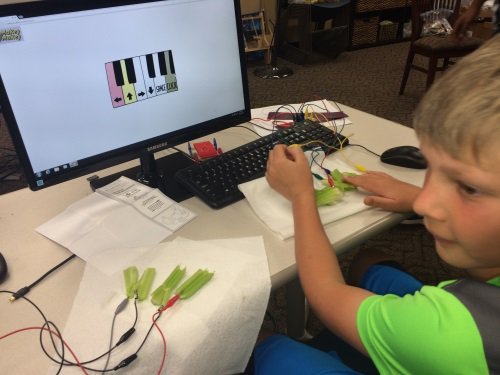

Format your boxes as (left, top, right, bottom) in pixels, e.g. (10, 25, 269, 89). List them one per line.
(413, 139, 500, 280)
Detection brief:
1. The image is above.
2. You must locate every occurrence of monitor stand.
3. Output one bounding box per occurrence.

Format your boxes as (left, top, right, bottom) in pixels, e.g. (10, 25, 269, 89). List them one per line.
(89, 151, 196, 202)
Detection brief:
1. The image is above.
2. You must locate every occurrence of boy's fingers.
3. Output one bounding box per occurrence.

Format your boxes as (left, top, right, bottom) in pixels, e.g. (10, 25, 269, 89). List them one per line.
(284, 145, 304, 160)
(364, 196, 395, 210)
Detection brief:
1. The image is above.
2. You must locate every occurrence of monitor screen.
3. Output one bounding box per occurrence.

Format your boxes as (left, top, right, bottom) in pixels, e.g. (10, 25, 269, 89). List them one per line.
(0, 0, 250, 200)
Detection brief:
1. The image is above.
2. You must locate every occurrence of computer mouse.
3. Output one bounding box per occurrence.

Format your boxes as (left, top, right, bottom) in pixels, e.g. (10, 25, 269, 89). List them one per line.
(0, 252, 8, 283)
(380, 145, 427, 169)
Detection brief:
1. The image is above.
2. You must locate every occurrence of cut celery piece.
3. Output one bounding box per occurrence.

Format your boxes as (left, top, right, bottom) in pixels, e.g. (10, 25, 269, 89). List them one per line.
(330, 169, 357, 192)
(176, 269, 214, 300)
(315, 186, 343, 207)
(123, 266, 139, 299)
(136, 267, 156, 301)
(151, 265, 186, 306)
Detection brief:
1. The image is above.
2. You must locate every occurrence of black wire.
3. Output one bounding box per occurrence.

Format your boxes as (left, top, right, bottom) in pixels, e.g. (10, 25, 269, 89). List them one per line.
(1, 289, 142, 373)
(103, 306, 122, 372)
(46, 298, 139, 369)
(29, 254, 76, 290)
(309, 147, 327, 170)
(236, 123, 266, 137)
(9, 254, 77, 302)
(348, 143, 381, 158)
(0, 290, 68, 372)
(133, 311, 161, 355)
(39, 320, 65, 374)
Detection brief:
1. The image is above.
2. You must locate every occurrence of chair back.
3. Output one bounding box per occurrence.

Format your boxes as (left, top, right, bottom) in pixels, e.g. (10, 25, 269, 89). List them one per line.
(410, 0, 462, 41)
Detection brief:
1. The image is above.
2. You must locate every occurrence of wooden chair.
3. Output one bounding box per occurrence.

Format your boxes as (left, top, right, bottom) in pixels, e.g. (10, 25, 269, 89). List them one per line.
(399, 0, 483, 95)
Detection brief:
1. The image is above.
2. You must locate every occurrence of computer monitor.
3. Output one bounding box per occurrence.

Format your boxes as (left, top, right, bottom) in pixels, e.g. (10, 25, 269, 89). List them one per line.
(0, 0, 250, 201)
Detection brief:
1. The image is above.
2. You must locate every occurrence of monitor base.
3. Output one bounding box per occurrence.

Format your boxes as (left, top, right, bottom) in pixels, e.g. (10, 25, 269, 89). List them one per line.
(89, 151, 195, 202)
(254, 65, 293, 79)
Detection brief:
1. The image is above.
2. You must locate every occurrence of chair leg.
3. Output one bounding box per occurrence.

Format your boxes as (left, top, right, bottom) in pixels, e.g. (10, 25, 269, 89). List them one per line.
(399, 49, 415, 95)
(426, 56, 438, 90)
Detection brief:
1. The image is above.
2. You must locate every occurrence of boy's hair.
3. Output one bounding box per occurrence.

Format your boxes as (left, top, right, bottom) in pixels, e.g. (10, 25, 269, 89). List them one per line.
(413, 34, 500, 161)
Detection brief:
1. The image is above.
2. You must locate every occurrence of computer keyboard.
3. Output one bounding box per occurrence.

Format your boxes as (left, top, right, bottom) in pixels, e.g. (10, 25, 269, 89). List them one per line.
(175, 120, 349, 209)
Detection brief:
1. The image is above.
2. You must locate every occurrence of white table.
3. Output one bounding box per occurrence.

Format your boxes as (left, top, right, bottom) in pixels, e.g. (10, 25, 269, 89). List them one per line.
(0, 104, 425, 373)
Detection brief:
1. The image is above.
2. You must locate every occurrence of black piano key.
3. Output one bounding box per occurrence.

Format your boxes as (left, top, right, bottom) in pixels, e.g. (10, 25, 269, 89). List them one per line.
(158, 51, 167, 76)
(124, 58, 136, 84)
(168, 50, 176, 74)
(112, 60, 124, 86)
(146, 54, 156, 78)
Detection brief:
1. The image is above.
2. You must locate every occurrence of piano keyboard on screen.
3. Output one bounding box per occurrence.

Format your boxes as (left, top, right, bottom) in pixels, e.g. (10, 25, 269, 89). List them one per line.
(105, 50, 178, 108)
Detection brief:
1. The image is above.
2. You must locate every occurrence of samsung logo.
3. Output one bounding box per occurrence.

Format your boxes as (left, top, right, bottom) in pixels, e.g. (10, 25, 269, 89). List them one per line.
(146, 142, 169, 152)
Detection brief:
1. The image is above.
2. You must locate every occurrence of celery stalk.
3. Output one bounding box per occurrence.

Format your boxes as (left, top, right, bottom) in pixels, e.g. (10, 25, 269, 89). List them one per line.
(123, 266, 139, 299)
(315, 187, 343, 207)
(151, 286, 168, 306)
(136, 267, 156, 301)
(176, 269, 214, 300)
(330, 169, 357, 192)
(150, 265, 186, 306)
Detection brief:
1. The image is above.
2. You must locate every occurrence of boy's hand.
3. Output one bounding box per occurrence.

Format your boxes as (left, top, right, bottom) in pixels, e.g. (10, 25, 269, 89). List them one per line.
(266, 144, 314, 202)
(343, 171, 421, 212)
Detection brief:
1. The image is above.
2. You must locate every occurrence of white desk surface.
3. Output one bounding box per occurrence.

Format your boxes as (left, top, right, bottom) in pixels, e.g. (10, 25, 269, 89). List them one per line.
(0, 104, 424, 373)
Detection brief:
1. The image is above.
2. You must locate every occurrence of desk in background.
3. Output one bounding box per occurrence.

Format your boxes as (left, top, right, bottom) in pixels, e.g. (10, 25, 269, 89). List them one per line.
(0, 103, 425, 373)
(279, 0, 351, 64)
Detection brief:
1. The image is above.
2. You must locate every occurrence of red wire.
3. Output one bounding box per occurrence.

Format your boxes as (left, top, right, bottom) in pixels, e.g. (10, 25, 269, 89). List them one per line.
(0, 326, 88, 375)
(152, 294, 181, 374)
(152, 311, 167, 375)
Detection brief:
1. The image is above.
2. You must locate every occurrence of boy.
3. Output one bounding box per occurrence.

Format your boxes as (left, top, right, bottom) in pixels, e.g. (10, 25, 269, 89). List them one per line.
(255, 34, 500, 374)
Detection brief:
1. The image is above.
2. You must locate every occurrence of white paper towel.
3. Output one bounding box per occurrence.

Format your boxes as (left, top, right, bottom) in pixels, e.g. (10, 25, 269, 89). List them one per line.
(49, 237, 271, 375)
(239, 158, 370, 239)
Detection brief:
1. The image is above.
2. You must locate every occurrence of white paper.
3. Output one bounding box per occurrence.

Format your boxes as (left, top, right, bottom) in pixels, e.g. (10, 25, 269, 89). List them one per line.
(99, 177, 196, 232)
(250, 99, 352, 137)
(36, 177, 196, 273)
(49, 237, 271, 375)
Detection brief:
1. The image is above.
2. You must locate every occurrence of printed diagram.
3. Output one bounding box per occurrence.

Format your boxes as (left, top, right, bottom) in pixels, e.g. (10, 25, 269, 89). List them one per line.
(105, 50, 178, 108)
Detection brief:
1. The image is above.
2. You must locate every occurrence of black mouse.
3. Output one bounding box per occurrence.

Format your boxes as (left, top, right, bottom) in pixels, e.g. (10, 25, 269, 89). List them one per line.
(380, 145, 427, 169)
(0, 252, 8, 283)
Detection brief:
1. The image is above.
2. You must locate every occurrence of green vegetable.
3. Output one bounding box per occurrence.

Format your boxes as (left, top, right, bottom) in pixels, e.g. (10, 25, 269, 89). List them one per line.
(175, 269, 214, 300)
(136, 267, 156, 301)
(123, 266, 139, 299)
(151, 265, 186, 306)
(315, 186, 343, 207)
(330, 169, 357, 192)
(315, 169, 359, 206)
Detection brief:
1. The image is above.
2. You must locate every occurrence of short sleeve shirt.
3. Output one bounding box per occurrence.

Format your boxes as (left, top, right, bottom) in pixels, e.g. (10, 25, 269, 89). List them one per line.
(356, 278, 500, 374)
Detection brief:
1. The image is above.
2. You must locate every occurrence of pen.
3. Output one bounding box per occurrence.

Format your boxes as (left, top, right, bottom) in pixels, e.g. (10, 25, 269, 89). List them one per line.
(212, 137, 217, 150)
(188, 142, 193, 157)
